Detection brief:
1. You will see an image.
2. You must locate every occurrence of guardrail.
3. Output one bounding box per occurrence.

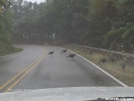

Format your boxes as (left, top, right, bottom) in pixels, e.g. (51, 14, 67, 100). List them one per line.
(67, 44, 134, 60)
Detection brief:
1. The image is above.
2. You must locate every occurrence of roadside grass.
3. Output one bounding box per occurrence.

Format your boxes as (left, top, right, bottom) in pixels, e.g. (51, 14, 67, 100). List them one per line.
(0, 40, 23, 57)
(0, 48, 23, 57)
(62, 45, 134, 87)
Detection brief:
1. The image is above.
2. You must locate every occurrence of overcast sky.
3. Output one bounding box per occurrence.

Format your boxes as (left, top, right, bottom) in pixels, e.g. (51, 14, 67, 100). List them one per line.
(25, 0, 45, 3)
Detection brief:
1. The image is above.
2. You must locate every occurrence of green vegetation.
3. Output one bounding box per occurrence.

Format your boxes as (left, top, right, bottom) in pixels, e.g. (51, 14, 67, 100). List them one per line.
(0, 0, 23, 56)
(0, 47, 23, 57)
(11, 0, 134, 53)
(0, 40, 23, 56)
(0, 41, 23, 57)
(63, 45, 134, 86)
(0, 0, 12, 43)
(103, 22, 134, 53)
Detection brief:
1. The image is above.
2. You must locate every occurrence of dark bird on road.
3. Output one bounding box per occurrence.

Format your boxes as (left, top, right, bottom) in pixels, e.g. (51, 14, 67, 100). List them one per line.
(98, 58, 107, 64)
(66, 54, 76, 59)
(61, 49, 67, 54)
(48, 51, 54, 55)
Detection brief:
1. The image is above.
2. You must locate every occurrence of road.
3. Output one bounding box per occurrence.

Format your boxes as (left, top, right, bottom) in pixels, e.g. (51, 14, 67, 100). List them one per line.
(0, 44, 123, 93)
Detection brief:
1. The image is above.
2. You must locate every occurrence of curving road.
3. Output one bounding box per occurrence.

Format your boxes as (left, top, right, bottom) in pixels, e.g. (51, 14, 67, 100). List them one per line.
(0, 45, 124, 93)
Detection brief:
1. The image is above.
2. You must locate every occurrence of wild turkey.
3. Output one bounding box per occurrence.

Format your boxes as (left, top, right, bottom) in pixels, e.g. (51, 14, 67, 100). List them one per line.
(121, 62, 126, 71)
(98, 58, 107, 64)
(61, 49, 67, 54)
(48, 51, 54, 55)
(66, 54, 76, 59)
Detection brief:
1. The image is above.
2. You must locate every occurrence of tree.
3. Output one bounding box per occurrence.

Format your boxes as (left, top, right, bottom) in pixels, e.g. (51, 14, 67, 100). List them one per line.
(11, 0, 134, 52)
(0, 0, 12, 43)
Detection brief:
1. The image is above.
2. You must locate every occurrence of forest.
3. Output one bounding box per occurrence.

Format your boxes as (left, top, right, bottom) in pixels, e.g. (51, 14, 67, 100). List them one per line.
(0, 0, 134, 53)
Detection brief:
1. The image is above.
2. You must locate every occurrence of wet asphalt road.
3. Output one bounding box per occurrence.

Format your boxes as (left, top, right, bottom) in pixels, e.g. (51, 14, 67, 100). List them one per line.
(0, 45, 122, 93)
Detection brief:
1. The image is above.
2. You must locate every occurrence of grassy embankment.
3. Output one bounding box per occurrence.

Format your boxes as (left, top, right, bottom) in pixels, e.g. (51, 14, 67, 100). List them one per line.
(0, 40, 23, 57)
(62, 45, 134, 87)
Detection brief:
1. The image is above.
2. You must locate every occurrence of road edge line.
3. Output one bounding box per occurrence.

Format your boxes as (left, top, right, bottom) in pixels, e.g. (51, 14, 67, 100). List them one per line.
(59, 47, 128, 87)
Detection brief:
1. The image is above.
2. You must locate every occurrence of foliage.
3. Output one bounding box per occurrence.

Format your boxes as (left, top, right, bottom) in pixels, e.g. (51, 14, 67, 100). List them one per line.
(0, 0, 12, 43)
(103, 22, 134, 52)
(10, 0, 134, 52)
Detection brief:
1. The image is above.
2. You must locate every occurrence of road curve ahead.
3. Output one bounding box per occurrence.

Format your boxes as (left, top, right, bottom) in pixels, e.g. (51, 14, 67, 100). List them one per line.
(0, 45, 123, 93)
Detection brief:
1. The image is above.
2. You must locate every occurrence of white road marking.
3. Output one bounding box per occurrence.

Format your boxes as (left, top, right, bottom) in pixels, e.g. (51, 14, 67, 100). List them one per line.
(59, 47, 128, 87)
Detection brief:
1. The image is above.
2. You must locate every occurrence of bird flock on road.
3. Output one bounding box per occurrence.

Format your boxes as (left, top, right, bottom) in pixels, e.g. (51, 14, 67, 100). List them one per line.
(48, 49, 126, 70)
(48, 49, 76, 60)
